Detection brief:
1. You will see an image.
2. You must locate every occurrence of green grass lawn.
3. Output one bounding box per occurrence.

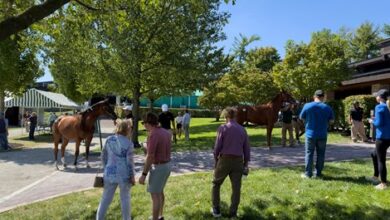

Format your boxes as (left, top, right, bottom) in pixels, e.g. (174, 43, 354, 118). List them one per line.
(1, 160, 389, 220)
(6, 118, 351, 152)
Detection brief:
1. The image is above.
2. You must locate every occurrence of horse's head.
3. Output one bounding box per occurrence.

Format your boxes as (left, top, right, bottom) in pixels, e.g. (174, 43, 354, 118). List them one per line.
(93, 99, 118, 120)
(280, 90, 295, 103)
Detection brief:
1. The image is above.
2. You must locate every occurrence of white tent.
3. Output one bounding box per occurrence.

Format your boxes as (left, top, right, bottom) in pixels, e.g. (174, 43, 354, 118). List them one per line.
(5, 88, 80, 109)
(5, 88, 80, 126)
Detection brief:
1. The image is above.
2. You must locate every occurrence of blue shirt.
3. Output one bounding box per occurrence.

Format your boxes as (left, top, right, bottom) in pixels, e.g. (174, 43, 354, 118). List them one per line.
(373, 103, 390, 139)
(102, 134, 134, 183)
(299, 101, 334, 139)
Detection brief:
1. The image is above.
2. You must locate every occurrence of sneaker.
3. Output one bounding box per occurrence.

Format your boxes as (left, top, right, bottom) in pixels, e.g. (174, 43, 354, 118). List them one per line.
(375, 183, 388, 190)
(301, 173, 310, 179)
(211, 207, 222, 218)
(228, 211, 238, 218)
(366, 176, 381, 185)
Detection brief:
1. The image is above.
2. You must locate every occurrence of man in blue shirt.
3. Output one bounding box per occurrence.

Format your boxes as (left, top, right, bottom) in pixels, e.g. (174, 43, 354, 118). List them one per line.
(299, 90, 334, 178)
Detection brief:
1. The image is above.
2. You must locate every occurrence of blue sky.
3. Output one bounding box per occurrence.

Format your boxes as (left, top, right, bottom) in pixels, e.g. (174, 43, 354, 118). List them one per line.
(37, 0, 390, 82)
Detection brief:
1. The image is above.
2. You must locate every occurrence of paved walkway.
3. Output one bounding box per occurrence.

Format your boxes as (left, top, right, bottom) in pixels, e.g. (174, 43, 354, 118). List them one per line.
(0, 138, 378, 213)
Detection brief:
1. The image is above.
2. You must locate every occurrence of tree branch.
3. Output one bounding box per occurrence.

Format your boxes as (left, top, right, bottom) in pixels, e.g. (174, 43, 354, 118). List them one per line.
(74, 0, 99, 11)
(0, 0, 70, 41)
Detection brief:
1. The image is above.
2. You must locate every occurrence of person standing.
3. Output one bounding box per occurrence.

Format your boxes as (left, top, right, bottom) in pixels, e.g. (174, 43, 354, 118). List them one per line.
(182, 109, 191, 141)
(175, 112, 183, 139)
(48, 112, 57, 133)
(96, 119, 135, 220)
(23, 111, 30, 132)
(29, 112, 37, 140)
(281, 102, 294, 147)
(368, 89, 390, 190)
(0, 112, 10, 151)
(139, 112, 172, 220)
(123, 105, 133, 120)
(292, 102, 304, 144)
(299, 90, 334, 178)
(350, 101, 368, 142)
(211, 107, 250, 218)
(158, 104, 176, 143)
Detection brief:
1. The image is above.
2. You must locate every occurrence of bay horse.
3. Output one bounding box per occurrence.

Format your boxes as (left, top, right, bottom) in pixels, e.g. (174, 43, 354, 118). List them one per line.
(53, 99, 117, 170)
(236, 91, 295, 150)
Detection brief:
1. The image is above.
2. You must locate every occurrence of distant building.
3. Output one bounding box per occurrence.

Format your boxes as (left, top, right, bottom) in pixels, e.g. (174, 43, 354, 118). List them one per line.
(329, 38, 390, 99)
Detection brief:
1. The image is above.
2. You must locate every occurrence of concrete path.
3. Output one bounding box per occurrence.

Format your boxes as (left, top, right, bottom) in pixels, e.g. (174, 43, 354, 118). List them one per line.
(0, 120, 381, 213)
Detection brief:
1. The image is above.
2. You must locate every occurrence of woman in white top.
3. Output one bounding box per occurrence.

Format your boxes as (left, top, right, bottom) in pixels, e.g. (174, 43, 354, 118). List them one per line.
(96, 119, 135, 220)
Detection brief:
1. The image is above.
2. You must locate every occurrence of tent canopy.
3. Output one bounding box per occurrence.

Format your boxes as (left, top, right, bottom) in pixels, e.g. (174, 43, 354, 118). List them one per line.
(5, 88, 80, 109)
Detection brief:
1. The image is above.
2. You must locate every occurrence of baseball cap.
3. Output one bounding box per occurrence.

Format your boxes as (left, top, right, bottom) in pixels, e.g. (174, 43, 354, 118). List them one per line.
(161, 104, 168, 112)
(314, 90, 325, 97)
(122, 105, 133, 111)
(374, 89, 389, 100)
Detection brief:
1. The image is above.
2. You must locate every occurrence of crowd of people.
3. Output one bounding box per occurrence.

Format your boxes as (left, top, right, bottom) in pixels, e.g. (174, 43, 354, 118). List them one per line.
(96, 89, 390, 219)
(2, 89, 389, 218)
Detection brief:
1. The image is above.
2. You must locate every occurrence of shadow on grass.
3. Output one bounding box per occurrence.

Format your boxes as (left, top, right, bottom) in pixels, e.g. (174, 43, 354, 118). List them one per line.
(240, 197, 390, 220)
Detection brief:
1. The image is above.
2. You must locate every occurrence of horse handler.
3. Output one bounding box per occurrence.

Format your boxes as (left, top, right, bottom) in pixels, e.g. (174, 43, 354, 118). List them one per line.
(139, 112, 172, 220)
(211, 107, 250, 218)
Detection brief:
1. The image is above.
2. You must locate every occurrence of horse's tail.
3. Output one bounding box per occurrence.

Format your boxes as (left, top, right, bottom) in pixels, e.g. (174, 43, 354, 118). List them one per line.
(52, 116, 63, 136)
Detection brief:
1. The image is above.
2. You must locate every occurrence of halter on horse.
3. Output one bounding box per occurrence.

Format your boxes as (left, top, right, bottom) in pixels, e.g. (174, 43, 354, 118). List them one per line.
(236, 91, 295, 150)
(52, 99, 117, 170)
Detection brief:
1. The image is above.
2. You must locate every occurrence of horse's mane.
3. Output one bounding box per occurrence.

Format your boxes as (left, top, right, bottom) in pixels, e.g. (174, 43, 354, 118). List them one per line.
(80, 99, 109, 131)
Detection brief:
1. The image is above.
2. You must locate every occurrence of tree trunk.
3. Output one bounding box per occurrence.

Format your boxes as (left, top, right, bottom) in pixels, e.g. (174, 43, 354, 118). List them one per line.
(131, 81, 141, 148)
(148, 98, 154, 111)
(215, 110, 220, 122)
(0, 91, 5, 113)
(0, 0, 70, 41)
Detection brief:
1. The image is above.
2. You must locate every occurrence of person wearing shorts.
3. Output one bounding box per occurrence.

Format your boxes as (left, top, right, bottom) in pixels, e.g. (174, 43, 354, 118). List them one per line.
(139, 112, 172, 220)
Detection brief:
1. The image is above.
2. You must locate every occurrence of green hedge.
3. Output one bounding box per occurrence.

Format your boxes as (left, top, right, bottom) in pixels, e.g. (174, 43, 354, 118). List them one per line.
(325, 100, 346, 129)
(325, 95, 376, 131)
(342, 95, 377, 124)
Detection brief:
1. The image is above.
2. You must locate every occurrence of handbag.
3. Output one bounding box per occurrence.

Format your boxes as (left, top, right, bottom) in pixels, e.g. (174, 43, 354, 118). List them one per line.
(94, 166, 104, 188)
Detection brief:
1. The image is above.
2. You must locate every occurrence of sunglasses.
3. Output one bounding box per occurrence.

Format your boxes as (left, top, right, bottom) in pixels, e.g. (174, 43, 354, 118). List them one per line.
(141, 121, 146, 125)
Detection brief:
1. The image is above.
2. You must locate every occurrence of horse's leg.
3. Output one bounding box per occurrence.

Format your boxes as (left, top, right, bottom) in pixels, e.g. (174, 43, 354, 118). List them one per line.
(53, 135, 60, 170)
(85, 136, 93, 168)
(61, 138, 69, 168)
(267, 124, 274, 150)
(74, 138, 81, 170)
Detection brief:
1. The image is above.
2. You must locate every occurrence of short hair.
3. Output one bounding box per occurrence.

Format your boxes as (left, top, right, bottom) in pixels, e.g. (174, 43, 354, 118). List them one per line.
(222, 107, 236, 119)
(115, 119, 130, 134)
(143, 112, 159, 126)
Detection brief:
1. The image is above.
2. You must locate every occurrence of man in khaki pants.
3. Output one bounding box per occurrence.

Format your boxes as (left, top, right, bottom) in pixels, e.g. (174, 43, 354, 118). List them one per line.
(350, 101, 368, 142)
(211, 107, 250, 218)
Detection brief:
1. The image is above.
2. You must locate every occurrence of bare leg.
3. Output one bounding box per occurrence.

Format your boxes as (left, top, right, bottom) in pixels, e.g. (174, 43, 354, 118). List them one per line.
(151, 193, 161, 220)
(159, 192, 165, 218)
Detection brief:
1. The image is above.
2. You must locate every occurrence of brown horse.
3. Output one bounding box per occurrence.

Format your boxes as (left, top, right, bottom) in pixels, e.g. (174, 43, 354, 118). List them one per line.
(53, 99, 117, 170)
(236, 91, 295, 149)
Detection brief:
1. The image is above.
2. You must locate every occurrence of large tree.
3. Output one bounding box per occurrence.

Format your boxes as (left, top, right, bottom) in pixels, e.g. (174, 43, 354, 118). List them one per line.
(47, 0, 229, 145)
(346, 22, 382, 62)
(273, 29, 350, 100)
(0, 1, 43, 112)
(0, 0, 235, 41)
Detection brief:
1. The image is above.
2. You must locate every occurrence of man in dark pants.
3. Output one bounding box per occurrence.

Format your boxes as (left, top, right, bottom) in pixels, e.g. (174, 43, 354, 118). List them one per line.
(158, 104, 176, 143)
(29, 112, 37, 140)
(211, 107, 250, 218)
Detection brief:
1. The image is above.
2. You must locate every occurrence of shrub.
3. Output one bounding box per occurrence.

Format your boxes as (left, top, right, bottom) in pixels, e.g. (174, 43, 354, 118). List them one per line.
(342, 95, 376, 124)
(326, 100, 346, 130)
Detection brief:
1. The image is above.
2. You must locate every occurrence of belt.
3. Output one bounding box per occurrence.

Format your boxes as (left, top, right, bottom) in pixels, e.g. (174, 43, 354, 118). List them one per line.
(220, 154, 242, 159)
(153, 161, 170, 165)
